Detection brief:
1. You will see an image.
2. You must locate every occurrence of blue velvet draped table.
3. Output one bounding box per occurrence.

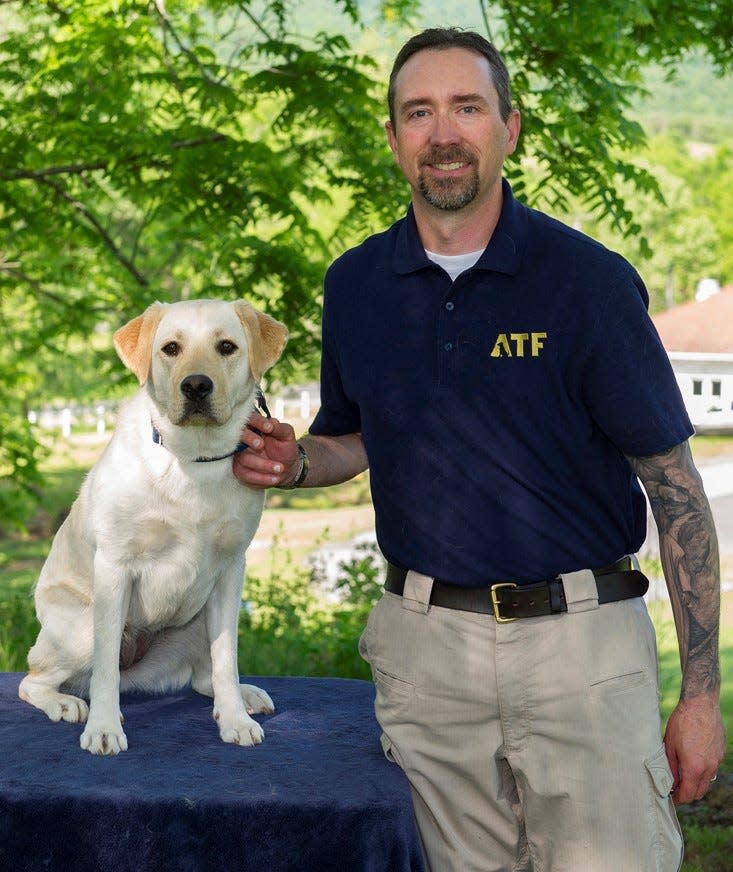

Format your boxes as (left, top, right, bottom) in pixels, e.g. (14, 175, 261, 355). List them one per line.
(0, 673, 425, 872)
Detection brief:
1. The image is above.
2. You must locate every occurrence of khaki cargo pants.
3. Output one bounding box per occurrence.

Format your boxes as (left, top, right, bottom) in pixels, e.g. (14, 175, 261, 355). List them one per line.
(359, 568, 683, 872)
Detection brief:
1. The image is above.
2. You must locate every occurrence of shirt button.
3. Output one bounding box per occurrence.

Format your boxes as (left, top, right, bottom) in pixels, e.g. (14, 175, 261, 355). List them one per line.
(445, 301, 455, 311)
(444, 342, 453, 351)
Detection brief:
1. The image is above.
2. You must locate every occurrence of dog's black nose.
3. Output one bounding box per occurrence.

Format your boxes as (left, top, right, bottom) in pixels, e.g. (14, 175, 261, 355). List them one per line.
(180, 374, 214, 401)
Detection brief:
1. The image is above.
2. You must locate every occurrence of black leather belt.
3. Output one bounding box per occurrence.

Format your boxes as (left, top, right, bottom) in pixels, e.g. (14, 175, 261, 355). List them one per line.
(384, 558, 649, 622)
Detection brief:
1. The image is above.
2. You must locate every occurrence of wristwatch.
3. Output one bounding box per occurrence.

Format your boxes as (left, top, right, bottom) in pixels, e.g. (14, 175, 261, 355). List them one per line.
(280, 442, 309, 489)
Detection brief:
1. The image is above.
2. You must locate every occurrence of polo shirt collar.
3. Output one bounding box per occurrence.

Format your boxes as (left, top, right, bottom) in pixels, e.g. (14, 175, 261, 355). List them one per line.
(393, 178, 527, 276)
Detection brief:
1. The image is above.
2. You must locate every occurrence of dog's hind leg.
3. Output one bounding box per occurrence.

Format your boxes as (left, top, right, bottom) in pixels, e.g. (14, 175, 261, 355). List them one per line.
(19, 632, 91, 724)
(20, 577, 95, 723)
(19, 673, 89, 723)
(192, 657, 275, 716)
(238, 683, 275, 715)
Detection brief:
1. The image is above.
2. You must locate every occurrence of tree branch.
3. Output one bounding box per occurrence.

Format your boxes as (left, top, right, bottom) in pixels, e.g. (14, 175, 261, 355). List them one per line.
(479, 0, 494, 43)
(0, 266, 74, 307)
(152, 0, 221, 89)
(38, 177, 150, 287)
(236, 1, 275, 42)
(0, 133, 227, 182)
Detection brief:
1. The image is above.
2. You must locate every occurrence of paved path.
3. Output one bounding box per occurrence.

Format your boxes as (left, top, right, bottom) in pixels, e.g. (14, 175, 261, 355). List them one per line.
(711, 494, 733, 556)
(700, 461, 733, 502)
(699, 461, 733, 558)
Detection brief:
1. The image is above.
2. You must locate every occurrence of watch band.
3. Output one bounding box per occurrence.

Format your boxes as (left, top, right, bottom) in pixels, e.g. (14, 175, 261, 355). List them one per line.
(280, 442, 309, 489)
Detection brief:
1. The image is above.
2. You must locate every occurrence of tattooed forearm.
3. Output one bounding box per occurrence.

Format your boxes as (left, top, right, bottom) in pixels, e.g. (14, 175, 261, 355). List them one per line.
(627, 441, 721, 699)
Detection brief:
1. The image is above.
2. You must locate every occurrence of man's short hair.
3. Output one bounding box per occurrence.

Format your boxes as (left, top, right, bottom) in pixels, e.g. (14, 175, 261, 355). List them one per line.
(387, 27, 514, 127)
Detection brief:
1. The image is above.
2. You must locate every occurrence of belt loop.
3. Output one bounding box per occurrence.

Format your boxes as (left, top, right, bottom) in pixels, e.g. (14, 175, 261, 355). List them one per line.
(401, 570, 434, 614)
(559, 568, 599, 613)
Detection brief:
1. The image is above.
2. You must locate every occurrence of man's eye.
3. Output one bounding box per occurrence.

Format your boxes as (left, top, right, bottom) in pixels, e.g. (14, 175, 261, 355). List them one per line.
(161, 342, 180, 357)
(217, 340, 238, 356)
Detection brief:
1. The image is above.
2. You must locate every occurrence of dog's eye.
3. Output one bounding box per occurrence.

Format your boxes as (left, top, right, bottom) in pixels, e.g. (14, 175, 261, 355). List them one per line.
(217, 340, 238, 356)
(161, 342, 181, 357)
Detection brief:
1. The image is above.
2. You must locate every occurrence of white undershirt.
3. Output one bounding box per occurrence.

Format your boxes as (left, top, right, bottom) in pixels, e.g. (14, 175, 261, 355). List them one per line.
(425, 248, 484, 281)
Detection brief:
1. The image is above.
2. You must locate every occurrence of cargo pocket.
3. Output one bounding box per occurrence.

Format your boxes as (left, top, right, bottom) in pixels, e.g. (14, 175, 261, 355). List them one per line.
(645, 745, 684, 872)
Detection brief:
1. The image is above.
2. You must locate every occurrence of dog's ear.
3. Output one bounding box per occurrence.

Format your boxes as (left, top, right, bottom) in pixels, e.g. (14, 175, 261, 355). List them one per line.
(113, 302, 166, 384)
(233, 301, 288, 382)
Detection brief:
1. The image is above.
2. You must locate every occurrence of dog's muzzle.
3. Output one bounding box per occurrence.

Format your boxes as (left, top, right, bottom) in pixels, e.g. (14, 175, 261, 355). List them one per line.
(179, 373, 215, 419)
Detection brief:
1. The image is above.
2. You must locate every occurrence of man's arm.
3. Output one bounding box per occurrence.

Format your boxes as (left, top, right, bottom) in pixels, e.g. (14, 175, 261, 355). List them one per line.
(232, 412, 368, 490)
(627, 440, 726, 804)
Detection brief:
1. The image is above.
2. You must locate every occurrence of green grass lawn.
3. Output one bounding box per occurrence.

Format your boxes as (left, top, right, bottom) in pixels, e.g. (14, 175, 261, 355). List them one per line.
(647, 603, 733, 872)
(660, 628, 733, 743)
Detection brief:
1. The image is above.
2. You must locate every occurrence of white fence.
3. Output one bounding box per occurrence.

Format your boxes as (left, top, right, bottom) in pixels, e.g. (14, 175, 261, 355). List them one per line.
(27, 403, 118, 438)
(27, 385, 321, 438)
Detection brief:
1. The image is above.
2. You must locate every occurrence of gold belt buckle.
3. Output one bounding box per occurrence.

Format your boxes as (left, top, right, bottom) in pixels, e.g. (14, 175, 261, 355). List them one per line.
(490, 582, 518, 623)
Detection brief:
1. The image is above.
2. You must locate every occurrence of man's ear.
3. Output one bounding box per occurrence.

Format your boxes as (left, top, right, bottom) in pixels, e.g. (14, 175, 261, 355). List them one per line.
(385, 119, 399, 162)
(113, 302, 166, 384)
(504, 108, 521, 156)
(233, 301, 288, 382)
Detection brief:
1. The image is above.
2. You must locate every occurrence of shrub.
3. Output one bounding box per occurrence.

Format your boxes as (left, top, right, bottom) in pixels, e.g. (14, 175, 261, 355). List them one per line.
(238, 540, 384, 679)
(0, 592, 38, 672)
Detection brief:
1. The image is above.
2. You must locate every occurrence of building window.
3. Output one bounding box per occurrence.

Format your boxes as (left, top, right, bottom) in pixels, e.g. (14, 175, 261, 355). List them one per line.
(692, 379, 703, 396)
(712, 380, 721, 397)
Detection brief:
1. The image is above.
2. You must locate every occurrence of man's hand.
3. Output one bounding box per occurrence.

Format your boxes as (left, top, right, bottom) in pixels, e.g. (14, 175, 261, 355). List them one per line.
(664, 692, 726, 805)
(234, 417, 367, 491)
(232, 412, 301, 489)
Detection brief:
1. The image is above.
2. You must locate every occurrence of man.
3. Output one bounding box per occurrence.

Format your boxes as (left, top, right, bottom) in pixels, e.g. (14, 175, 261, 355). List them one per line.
(234, 27, 725, 871)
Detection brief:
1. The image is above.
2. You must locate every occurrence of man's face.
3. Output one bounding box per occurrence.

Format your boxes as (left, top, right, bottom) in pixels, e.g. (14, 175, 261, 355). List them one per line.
(386, 47, 520, 213)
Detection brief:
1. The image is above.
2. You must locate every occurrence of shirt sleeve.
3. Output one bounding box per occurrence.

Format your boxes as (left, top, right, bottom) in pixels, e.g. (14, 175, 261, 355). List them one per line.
(580, 267, 694, 457)
(309, 270, 362, 437)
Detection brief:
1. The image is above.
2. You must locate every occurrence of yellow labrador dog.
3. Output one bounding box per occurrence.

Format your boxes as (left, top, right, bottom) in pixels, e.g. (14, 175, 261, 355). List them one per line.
(19, 298, 287, 755)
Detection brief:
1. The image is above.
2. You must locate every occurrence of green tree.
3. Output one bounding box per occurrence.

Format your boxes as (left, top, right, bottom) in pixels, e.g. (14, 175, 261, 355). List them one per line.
(1, 0, 732, 526)
(0, 0, 403, 524)
(494, 0, 732, 244)
(561, 160, 721, 311)
(646, 137, 733, 286)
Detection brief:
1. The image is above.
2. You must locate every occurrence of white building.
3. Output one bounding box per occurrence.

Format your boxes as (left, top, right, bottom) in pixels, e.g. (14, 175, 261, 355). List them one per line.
(652, 285, 733, 433)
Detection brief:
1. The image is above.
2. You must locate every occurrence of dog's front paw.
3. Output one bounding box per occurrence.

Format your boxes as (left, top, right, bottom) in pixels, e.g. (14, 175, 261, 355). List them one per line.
(80, 717, 128, 755)
(213, 707, 265, 747)
(240, 683, 275, 715)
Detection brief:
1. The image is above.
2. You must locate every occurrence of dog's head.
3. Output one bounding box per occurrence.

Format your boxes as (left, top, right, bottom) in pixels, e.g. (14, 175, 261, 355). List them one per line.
(114, 299, 288, 427)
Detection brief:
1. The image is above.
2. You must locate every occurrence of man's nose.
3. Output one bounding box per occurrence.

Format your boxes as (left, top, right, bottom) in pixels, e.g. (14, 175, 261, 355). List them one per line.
(429, 111, 460, 145)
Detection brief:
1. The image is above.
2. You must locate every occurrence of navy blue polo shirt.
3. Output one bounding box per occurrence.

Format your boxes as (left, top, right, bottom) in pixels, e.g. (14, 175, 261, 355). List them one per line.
(310, 181, 693, 586)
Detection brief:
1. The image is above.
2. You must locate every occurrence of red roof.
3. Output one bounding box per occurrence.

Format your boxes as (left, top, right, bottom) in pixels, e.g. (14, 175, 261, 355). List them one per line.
(651, 286, 733, 353)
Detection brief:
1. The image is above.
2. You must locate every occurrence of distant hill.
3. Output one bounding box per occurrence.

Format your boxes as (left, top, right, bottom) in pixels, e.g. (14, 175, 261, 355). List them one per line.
(634, 54, 733, 142)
